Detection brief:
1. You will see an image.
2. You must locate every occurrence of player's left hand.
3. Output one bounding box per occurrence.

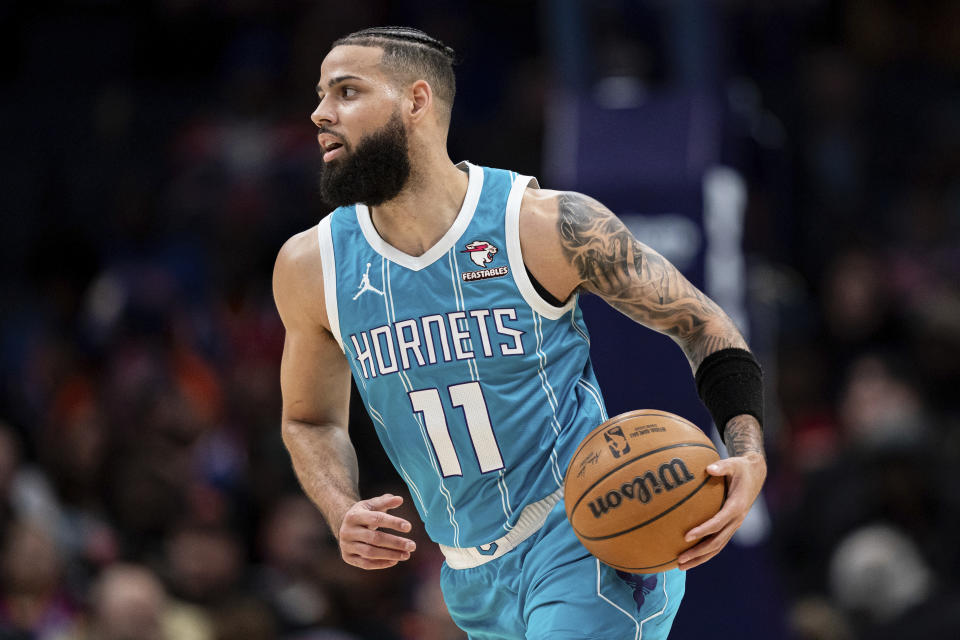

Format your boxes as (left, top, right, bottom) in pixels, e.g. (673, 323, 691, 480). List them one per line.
(677, 451, 766, 570)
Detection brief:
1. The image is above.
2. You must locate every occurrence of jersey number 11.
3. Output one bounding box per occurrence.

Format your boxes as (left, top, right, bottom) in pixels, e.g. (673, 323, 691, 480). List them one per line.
(408, 381, 504, 477)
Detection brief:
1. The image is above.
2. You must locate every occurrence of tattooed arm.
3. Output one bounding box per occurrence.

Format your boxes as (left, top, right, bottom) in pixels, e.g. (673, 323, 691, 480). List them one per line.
(519, 188, 766, 570)
(554, 192, 747, 370)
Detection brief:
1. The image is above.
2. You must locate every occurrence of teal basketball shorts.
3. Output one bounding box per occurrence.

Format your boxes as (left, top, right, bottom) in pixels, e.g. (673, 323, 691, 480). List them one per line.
(439, 498, 686, 640)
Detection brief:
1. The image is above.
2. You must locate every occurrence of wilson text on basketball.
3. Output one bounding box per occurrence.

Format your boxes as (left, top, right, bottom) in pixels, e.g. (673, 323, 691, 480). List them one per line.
(587, 458, 696, 519)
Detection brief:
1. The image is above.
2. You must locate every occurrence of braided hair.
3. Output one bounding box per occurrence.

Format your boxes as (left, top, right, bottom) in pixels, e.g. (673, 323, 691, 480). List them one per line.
(332, 27, 457, 112)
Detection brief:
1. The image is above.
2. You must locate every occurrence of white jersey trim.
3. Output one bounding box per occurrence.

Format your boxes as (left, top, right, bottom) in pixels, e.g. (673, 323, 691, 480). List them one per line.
(505, 174, 578, 320)
(596, 558, 641, 640)
(355, 161, 484, 272)
(316, 215, 344, 353)
(439, 487, 562, 569)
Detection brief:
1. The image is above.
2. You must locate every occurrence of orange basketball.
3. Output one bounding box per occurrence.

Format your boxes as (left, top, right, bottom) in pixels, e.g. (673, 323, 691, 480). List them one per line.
(563, 409, 725, 572)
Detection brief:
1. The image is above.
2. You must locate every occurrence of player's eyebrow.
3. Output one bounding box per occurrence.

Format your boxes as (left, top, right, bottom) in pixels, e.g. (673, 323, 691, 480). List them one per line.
(316, 75, 363, 95)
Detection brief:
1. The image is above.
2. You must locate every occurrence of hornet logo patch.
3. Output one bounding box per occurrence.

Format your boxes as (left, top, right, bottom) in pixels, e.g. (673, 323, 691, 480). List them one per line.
(616, 571, 658, 610)
(461, 240, 509, 282)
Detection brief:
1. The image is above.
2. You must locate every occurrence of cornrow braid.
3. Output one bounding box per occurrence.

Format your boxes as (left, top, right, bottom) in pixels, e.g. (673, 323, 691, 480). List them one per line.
(339, 26, 456, 60)
(332, 26, 457, 113)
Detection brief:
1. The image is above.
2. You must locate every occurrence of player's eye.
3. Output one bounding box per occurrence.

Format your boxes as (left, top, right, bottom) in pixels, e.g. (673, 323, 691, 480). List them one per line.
(342, 86, 358, 98)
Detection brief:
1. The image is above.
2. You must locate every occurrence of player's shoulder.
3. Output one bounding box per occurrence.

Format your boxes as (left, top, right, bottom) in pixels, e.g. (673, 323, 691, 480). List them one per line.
(519, 185, 562, 214)
(517, 186, 561, 233)
(273, 224, 329, 328)
(519, 186, 611, 229)
(275, 225, 324, 280)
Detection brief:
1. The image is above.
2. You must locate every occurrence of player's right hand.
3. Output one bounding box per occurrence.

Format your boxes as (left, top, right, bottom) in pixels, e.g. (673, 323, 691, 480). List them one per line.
(338, 494, 416, 570)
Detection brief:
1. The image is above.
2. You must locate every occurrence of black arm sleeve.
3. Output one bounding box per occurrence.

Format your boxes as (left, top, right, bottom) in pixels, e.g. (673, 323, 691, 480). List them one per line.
(694, 348, 763, 443)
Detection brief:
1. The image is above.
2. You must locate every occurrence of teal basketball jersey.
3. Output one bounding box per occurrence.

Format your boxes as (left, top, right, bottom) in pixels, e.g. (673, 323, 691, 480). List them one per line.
(317, 162, 608, 548)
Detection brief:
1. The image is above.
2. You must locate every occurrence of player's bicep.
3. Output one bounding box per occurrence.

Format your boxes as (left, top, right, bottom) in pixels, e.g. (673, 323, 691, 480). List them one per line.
(273, 231, 352, 429)
(554, 191, 725, 338)
(279, 325, 351, 428)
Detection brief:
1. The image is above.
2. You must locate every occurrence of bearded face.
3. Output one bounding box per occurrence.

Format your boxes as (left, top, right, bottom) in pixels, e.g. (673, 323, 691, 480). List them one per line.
(318, 109, 411, 208)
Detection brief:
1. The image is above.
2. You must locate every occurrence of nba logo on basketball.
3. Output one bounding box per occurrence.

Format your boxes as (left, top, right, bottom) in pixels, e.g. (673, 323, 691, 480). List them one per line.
(604, 426, 631, 458)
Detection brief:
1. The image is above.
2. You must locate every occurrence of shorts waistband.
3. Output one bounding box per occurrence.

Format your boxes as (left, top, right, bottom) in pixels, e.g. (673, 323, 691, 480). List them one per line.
(438, 488, 563, 570)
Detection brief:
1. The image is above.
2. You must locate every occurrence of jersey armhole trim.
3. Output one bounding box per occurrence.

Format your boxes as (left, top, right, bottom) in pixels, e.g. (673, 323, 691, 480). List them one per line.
(317, 215, 345, 353)
(505, 175, 578, 320)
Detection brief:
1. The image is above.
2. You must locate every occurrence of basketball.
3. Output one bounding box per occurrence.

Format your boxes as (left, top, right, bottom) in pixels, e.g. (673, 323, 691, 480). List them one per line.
(563, 409, 726, 572)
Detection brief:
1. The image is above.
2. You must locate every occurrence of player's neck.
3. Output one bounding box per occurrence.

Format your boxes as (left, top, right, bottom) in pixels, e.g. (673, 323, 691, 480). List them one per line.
(367, 152, 468, 258)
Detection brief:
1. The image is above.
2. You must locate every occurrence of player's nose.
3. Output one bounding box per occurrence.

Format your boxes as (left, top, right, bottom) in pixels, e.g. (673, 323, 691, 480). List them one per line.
(311, 99, 336, 127)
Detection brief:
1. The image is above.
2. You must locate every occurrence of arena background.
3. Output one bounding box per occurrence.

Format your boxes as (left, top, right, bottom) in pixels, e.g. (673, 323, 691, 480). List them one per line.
(2, 1, 959, 639)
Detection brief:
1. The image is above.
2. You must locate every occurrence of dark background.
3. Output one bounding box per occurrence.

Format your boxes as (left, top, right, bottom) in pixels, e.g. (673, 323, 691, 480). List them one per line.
(1, 1, 959, 639)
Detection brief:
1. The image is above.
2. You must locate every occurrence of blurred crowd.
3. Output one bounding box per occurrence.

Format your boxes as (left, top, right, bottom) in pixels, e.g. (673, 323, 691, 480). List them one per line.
(751, 2, 960, 639)
(1, 1, 959, 640)
(1, 1, 511, 638)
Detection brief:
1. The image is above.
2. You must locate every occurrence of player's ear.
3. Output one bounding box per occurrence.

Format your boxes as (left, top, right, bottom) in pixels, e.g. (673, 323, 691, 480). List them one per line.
(408, 80, 432, 123)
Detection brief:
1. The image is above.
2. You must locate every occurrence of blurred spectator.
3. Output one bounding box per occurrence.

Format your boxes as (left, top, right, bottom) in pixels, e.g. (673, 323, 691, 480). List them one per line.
(256, 495, 337, 633)
(826, 522, 960, 639)
(829, 524, 932, 628)
(778, 354, 944, 567)
(55, 563, 212, 640)
(0, 520, 77, 639)
(822, 250, 891, 351)
(165, 524, 244, 606)
(837, 354, 927, 449)
(164, 522, 283, 640)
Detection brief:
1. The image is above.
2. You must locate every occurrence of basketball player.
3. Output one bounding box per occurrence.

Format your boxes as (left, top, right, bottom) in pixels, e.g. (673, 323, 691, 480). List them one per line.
(274, 27, 766, 639)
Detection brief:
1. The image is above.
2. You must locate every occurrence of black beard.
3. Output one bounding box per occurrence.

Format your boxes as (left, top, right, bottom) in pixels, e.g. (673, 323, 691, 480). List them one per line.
(318, 111, 411, 208)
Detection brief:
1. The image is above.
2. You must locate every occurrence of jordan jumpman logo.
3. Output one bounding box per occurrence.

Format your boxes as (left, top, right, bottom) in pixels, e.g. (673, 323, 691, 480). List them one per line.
(353, 262, 384, 300)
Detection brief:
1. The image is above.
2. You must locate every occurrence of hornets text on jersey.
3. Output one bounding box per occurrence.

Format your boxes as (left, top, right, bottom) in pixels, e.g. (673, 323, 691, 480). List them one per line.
(317, 162, 609, 551)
